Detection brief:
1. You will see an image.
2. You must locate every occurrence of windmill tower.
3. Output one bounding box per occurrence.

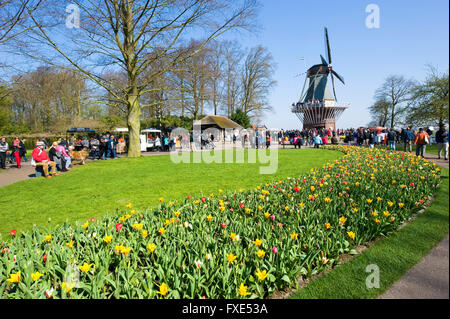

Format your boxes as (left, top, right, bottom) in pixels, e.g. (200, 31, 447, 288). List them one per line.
(292, 28, 349, 131)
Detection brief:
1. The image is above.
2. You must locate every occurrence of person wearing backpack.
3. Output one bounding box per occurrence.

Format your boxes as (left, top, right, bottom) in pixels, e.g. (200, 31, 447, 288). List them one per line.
(387, 129, 397, 151)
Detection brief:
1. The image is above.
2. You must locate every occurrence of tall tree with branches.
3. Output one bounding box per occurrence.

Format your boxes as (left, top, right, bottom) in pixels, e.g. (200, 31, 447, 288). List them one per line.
(18, 0, 259, 156)
(240, 45, 276, 119)
(374, 75, 415, 129)
(407, 67, 449, 127)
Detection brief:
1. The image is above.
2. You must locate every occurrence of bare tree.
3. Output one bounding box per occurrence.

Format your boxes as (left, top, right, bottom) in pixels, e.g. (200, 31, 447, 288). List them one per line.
(222, 40, 242, 117)
(240, 45, 276, 118)
(19, 0, 259, 156)
(374, 75, 415, 129)
(0, 0, 41, 44)
(368, 98, 390, 127)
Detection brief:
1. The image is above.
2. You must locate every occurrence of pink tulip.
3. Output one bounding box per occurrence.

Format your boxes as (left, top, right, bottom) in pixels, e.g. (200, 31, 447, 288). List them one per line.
(272, 246, 278, 254)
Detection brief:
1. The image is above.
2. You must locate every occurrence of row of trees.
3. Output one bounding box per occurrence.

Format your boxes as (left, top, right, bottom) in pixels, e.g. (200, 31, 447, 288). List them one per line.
(0, 40, 275, 135)
(0, 0, 271, 156)
(368, 67, 449, 129)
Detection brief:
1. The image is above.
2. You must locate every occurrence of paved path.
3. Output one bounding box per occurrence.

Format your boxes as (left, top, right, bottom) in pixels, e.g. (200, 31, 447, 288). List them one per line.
(379, 235, 449, 299)
(379, 151, 449, 299)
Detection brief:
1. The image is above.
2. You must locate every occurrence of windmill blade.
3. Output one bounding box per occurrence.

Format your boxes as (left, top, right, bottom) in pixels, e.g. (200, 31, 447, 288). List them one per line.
(330, 71, 338, 102)
(320, 54, 328, 65)
(324, 27, 332, 65)
(331, 69, 345, 85)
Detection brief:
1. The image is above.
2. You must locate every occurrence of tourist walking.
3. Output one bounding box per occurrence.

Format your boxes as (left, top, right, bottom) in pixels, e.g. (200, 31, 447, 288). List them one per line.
(387, 129, 397, 150)
(11, 137, 23, 168)
(414, 128, 429, 158)
(435, 124, 449, 160)
(402, 127, 415, 152)
(0, 137, 8, 169)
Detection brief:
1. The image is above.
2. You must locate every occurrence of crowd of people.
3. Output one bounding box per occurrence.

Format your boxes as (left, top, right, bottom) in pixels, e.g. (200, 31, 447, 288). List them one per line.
(277, 124, 449, 160)
(0, 124, 448, 178)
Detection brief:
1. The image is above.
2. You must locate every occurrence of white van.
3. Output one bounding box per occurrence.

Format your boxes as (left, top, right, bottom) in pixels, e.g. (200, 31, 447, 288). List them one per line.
(114, 128, 162, 152)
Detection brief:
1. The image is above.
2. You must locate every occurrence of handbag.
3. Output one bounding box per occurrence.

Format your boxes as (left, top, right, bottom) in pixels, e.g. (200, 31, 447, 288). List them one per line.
(424, 135, 429, 144)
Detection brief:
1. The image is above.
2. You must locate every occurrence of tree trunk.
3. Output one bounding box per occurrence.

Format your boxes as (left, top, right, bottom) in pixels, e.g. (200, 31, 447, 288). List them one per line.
(127, 90, 141, 157)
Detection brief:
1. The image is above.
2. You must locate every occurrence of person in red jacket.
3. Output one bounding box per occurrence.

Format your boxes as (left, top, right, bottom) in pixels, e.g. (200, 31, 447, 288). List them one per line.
(32, 141, 58, 178)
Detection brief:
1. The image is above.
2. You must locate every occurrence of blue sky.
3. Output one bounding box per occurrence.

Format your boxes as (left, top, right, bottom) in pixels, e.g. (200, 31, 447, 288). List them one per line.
(236, 0, 449, 129)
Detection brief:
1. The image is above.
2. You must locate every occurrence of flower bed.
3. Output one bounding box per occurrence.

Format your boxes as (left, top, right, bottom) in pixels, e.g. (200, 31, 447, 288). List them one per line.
(0, 146, 441, 299)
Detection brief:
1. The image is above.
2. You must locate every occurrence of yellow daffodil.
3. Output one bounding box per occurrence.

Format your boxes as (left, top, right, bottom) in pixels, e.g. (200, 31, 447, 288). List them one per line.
(132, 223, 143, 230)
(174, 211, 180, 217)
(103, 235, 112, 244)
(130, 209, 136, 215)
(61, 281, 75, 293)
(31, 271, 43, 282)
(257, 250, 265, 258)
(324, 197, 331, 203)
(147, 243, 156, 253)
(6, 270, 21, 283)
(157, 282, 169, 296)
(121, 247, 131, 256)
(126, 203, 132, 208)
(347, 231, 355, 240)
(253, 238, 262, 247)
(230, 233, 236, 240)
(238, 283, 251, 296)
(388, 201, 394, 207)
(383, 211, 391, 217)
(158, 227, 166, 235)
(159, 197, 164, 203)
(44, 235, 52, 243)
(324, 223, 331, 230)
(264, 212, 270, 219)
(227, 253, 237, 263)
(339, 216, 347, 225)
(366, 199, 373, 204)
(255, 269, 268, 281)
(206, 214, 213, 222)
(79, 263, 93, 273)
(399, 203, 405, 208)
(164, 220, 170, 227)
(66, 240, 74, 248)
(290, 232, 298, 241)
(141, 230, 148, 238)
(81, 222, 89, 229)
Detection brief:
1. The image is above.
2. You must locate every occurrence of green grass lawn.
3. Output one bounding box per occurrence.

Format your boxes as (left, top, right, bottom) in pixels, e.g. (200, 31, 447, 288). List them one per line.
(290, 167, 449, 299)
(0, 149, 341, 238)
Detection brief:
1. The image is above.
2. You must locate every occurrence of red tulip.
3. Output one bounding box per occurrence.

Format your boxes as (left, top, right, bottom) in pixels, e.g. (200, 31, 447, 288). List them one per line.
(293, 186, 300, 192)
(90, 217, 95, 222)
(10, 229, 16, 236)
(201, 197, 206, 203)
(272, 246, 278, 254)
(187, 194, 191, 199)
(115, 223, 123, 231)
(221, 223, 227, 229)
(43, 254, 47, 262)
(410, 182, 414, 186)
(240, 203, 245, 209)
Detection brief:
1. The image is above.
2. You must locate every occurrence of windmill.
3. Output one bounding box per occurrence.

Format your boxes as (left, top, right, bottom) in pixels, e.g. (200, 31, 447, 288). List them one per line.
(292, 27, 349, 131)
